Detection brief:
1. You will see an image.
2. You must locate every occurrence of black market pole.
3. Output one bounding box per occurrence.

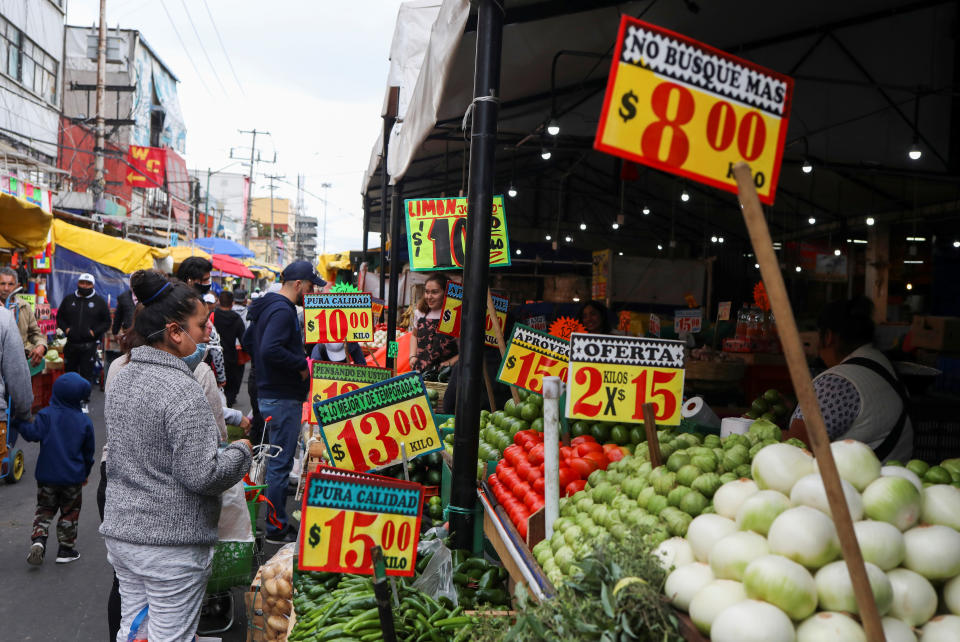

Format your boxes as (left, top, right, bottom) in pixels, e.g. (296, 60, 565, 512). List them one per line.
(362, 194, 370, 264)
(449, 0, 503, 551)
(379, 98, 396, 303)
(386, 181, 404, 371)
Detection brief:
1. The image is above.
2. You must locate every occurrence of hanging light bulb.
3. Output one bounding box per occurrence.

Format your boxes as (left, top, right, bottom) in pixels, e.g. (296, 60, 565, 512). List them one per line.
(546, 118, 560, 136)
(642, 206, 651, 215)
(579, 222, 587, 231)
(866, 216, 875, 226)
(680, 190, 690, 202)
(834, 249, 842, 256)
(954, 241, 960, 248)
(657, 244, 663, 251)
(564, 235, 572, 243)
(618, 251, 624, 256)
(801, 159, 813, 174)
(906, 282, 913, 291)
(908, 140, 922, 161)
(711, 236, 718, 243)
(507, 184, 518, 198)
(718, 237, 724, 243)
(611, 222, 620, 230)
(515, 248, 521, 256)
(754, 263, 760, 269)
(795, 266, 802, 272)
(545, 234, 551, 241)
(808, 217, 816, 225)
(541, 148, 552, 160)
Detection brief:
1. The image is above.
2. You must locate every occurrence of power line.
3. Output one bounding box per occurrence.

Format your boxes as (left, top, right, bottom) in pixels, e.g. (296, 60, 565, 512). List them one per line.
(200, 0, 245, 96)
(177, 0, 227, 94)
(157, 0, 213, 97)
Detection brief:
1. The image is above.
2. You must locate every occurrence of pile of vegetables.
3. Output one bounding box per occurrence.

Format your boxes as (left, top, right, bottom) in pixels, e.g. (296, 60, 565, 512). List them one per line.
(660, 438, 960, 641)
(743, 388, 793, 423)
(256, 545, 296, 641)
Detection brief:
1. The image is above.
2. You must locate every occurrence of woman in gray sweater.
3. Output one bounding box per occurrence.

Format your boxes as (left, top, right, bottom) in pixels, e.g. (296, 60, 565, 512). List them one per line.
(101, 270, 252, 642)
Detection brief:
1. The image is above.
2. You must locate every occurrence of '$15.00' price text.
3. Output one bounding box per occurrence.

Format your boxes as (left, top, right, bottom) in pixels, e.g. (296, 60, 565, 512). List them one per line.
(306, 509, 415, 573)
(502, 353, 567, 393)
(328, 405, 432, 471)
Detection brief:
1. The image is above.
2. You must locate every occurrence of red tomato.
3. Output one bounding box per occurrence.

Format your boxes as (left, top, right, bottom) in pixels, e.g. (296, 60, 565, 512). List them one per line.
(528, 497, 545, 513)
(523, 489, 542, 511)
(508, 506, 525, 527)
(515, 459, 533, 482)
(559, 446, 574, 460)
(513, 480, 532, 500)
(488, 473, 500, 486)
(558, 466, 577, 488)
(496, 459, 511, 476)
(533, 477, 545, 495)
(605, 447, 625, 463)
(576, 442, 603, 456)
(499, 467, 519, 488)
(571, 435, 597, 446)
(527, 443, 545, 466)
(504, 445, 524, 467)
(565, 479, 587, 496)
(526, 466, 543, 484)
(583, 451, 608, 469)
(516, 518, 528, 539)
(568, 457, 598, 478)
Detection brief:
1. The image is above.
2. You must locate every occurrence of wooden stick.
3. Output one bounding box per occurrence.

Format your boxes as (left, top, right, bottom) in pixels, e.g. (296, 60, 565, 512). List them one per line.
(732, 162, 885, 642)
(481, 359, 498, 412)
(486, 288, 520, 404)
(642, 402, 662, 469)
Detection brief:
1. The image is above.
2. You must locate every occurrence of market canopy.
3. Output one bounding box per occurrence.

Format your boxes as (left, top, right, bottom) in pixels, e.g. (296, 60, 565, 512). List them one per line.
(211, 253, 256, 279)
(0, 192, 54, 253)
(168, 245, 212, 266)
(243, 258, 282, 278)
(193, 236, 255, 258)
(52, 219, 170, 274)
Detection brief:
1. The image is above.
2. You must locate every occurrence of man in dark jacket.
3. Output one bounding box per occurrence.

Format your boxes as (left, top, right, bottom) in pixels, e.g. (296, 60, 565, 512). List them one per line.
(243, 261, 325, 543)
(111, 288, 135, 337)
(56, 273, 111, 385)
(214, 290, 246, 407)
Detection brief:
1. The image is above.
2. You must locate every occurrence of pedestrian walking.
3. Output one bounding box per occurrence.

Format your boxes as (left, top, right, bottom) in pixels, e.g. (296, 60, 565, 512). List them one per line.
(55, 273, 110, 385)
(213, 290, 246, 407)
(244, 261, 324, 543)
(176, 257, 226, 387)
(101, 269, 251, 642)
(0, 304, 34, 476)
(111, 287, 135, 338)
(0, 266, 47, 365)
(18, 372, 95, 565)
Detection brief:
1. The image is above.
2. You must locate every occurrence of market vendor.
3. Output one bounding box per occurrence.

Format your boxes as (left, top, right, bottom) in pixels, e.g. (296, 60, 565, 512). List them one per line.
(0, 267, 46, 365)
(408, 273, 458, 374)
(785, 297, 913, 462)
(579, 300, 613, 334)
(311, 340, 365, 365)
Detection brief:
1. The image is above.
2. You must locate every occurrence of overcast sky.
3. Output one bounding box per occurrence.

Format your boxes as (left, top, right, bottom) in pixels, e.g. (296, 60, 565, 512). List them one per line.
(67, 0, 405, 254)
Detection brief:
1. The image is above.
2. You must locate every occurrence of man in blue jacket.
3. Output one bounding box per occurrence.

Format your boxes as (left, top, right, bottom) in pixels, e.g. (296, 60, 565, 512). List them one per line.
(18, 372, 95, 565)
(244, 261, 325, 543)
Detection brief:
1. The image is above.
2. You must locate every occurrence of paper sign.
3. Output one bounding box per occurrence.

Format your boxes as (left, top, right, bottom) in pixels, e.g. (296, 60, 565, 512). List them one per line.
(371, 297, 385, 318)
(648, 313, 661, 338)
(309, 361, 393, 424)
(594, 17, 794, 205)
(405, 196, 511, 271)
(298, 467, 423, 576)
(674, 309, 703, 334)
(304, 293, 374, 344)
(15, 293, 35, 311)
(496, 324, 569, 394)
(313, 372, 442, 473)
(525, 315, 547, 331)
(566, 333, 685, 426)
(718, 301, 732, 321)
(437, 281, 508, 348)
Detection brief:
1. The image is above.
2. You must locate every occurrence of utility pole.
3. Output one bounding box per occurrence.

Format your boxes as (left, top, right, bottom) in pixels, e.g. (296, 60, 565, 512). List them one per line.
(295, 175, 306, 260)
(92, 0, 107, 207)
(264, 174, 285, 264)
(321, 182, 332, 254)
(235, 129, 273, 246)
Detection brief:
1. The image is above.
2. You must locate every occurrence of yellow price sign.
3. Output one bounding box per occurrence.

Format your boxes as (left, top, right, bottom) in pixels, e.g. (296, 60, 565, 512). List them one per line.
(298, 471, 422, 577)
(594, 17, 794, 205)
(437, 281, 508, 348)
(304, 293, 375, 344)
(308, 361, 393, 424)
(405, 195, 511, 271)
(565, 333, 686, 426)
(496, 324, 569, 394)
(314, 373, 442, 473)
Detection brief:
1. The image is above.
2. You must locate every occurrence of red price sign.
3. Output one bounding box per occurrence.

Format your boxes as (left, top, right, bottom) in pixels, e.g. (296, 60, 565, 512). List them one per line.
(594, 17, 794, 205)
(496, 324, 569, 394)
(304, 293, 374, 344)
(308, 361, 393, 424)
(566, 333, 686, 426)
(674, 309, 703, 334)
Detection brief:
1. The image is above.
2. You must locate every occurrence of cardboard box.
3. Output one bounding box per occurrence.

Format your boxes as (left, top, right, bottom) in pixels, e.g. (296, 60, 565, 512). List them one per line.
(911, 316, 960, 352)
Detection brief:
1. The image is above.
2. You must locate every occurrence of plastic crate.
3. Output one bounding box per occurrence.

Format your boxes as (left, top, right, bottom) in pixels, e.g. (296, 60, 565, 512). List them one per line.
(207, 540, 256, 594)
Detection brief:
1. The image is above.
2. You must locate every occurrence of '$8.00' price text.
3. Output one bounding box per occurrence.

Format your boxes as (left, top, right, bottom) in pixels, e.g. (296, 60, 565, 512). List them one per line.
(503, 352, 567, 393)
(306, 510, 415, 573)
(328, 405, 432, 471)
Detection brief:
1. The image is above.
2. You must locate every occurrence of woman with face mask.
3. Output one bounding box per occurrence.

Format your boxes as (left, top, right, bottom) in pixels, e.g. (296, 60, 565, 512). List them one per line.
(100, 269, 252, 642)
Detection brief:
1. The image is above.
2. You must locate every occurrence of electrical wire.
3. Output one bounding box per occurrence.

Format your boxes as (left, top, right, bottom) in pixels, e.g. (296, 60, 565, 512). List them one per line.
(157, 0, 214, 97)
(177, 0, 227, 94)
(200, 0, 245, 96)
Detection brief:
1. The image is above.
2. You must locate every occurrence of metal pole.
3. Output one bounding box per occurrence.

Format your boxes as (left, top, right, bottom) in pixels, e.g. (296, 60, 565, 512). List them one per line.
(385, 181, 403, 370)
(321, 182, 332, 254)
(269, 177, 275, 264)
(92, 0, 107, 205)
(204, 167, 211, 236)
(241, 129, 259, 246)
(362, 194, 370, 263)
(450, 0, 503, 551)
(379, 123, 393, 301)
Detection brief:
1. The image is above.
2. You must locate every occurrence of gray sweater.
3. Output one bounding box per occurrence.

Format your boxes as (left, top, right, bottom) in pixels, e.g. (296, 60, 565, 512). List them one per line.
(0, 306, 34, 421)
(101, 346, 251, 546)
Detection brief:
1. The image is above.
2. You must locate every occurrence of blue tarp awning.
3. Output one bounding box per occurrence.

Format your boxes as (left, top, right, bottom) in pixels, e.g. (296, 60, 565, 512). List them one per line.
(193, 237, 255, 258)
(49, 246, 128, 309)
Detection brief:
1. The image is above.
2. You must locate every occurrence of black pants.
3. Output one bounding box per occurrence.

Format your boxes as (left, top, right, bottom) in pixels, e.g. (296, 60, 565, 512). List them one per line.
(224, 360, 245, 408)
(64, 341, 97, 386)
(96, 461, 122, 642)
(247, 364, 265, 445)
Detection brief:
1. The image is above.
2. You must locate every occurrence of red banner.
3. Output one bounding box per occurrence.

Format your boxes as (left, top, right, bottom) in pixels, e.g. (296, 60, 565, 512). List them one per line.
(125, 145, 166, 187)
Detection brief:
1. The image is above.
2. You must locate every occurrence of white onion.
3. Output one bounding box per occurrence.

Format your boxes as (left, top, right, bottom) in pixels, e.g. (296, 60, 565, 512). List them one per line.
(882, 617, 919, 642)
(882, 465, 924, 494)
(920, 485, 960, 530)
(652, 537, 695, 571)
(709, 531, 770, 581)
(710, 599, 796, 642)
(903, 525, 960, 580)
(767, 506, 841, 570)
(862, 475, 923, 531)
(713, 478, 759, 520)
(796, 612, 866, 642)
(688, 579, 747, 635)
(816, 439, 881, 491)
(752, 443, 814, 495)
(743, 554, 818, 621)
(944, 575, 960, 616)
(790, 472, 864, 521)
(854, 520, 906, 570)
(814, 560, 893, 615)
(736, 490, 791, 536)
(887, 568, 938, 626)
(664, 562, 714, 612)
(921, 615, 960, 641)
(686, 514, 737, 563)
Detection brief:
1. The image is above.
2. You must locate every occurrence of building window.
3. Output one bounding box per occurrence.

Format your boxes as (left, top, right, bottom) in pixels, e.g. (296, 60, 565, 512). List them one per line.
(0, 15, 59, 105)
(85, 34, 123, 63)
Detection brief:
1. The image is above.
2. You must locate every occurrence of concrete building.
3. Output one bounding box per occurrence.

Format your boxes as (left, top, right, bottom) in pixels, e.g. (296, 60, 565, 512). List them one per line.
(191, 169, 248, 241)
(295, 214, 318, 261)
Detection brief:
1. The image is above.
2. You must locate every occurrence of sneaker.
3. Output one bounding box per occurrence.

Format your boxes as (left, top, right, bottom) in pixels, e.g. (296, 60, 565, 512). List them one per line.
(265, 526, 297, 545)
(55, 547, 81, 564)
(27, 541, 44, 565)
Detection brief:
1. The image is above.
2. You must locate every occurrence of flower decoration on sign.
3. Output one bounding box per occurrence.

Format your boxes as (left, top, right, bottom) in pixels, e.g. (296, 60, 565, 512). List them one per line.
(548, 316, 586, 340)
(753, 281, 770, 312)
(330, 282, 360, 294)
(618, 310, 632, 332)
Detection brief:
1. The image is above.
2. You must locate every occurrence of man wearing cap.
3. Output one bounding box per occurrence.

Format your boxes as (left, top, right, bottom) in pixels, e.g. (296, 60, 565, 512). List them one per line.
(0, 266, 47, 365)
(243, 261, 325, 543)
(56, 273, 110, 384)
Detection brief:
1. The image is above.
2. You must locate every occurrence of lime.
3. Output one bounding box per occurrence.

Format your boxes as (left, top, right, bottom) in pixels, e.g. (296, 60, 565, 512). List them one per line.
(517, 387, 529, 401)
(771, 403, 788, 418)
(751, 398, 769, 414)
(629, 427, 645, 444)
(590, 422, 611, 443)
(571, 421, 590, 438)
(610, 425, 629, 446)
(504, 398, 518, 418)
(763, 389, 782, 403)
(514, 419, 531, 433)
(520, 402, 540, 422)
(924, 465, 952, 485)
(531, 417, 544, 432)
(906, 459, 930, 477)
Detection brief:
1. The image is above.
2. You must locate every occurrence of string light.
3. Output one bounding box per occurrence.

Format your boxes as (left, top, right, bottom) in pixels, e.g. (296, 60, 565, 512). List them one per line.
(515, 248, 521, 255)
(579, 222, 587, 231)
(795, 266, 801, 272)
(801, 159, 813, 174)
(642, 206, 651, 215)
(545, 234, 551, 241)
(906, 282, 914, 290)
(866, 217, 875, 226)
(808, 217, 816, 225)
(834, 249, 842, 256)
(546, 119, 560, 136)
(908, 141, 922, 160)
(564, 235, 572, 243)
(541, 148, 552, 160)
(680, 190, 690, 202)
(611, 222, 620, 230)
(507, 185, 517, 198)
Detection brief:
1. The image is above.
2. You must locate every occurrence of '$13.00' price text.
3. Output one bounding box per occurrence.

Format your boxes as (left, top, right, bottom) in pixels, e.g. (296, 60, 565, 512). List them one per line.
(327, 404, 434, 471)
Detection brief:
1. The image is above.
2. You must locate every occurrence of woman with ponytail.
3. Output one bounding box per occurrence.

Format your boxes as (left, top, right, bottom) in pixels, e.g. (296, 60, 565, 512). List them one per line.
(100, 270, 251, 641)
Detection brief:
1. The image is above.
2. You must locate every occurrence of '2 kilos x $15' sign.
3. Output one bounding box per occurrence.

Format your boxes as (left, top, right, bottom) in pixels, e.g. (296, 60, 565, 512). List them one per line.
(405, 196, 511, 271)
(304, 293, 375, 344)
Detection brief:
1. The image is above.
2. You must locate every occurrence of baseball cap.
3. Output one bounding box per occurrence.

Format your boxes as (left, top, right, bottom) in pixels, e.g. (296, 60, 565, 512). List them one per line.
(78, 272, 95, 285)
(203, 293, 216, 303)
(281, 260, 326, 287)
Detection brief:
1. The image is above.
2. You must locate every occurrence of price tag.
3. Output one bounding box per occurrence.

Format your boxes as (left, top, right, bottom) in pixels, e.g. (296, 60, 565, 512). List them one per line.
(717, 301, 732, 322)
(371, 297, 385, 318)
(304, 293, 375, 344)
(314, 372, 443, 473)
(566, 333, 685, 426)
(674, 309, 703, 334)
(437, 281, 508, 348)
(309, 361, 393, 424)
(298, 469, 422, 577)
(405, 195, 511, 271)
(496, 324, 569, 394)
(594, 17, 794, 205)
(648, 313, 661, 338)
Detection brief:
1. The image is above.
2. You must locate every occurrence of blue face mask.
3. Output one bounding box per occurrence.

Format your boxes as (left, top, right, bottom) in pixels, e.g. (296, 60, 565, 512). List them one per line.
(181, 341, 208, 370)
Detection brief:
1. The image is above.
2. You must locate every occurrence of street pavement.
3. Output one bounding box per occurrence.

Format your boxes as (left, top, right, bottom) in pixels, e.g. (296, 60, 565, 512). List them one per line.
(0, 367, 289, 641)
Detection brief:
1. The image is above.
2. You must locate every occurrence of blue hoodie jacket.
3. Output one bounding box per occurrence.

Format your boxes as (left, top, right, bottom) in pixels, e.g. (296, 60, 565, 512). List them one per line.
(18, 372, 95, 485)
(242, 292, 309, 401)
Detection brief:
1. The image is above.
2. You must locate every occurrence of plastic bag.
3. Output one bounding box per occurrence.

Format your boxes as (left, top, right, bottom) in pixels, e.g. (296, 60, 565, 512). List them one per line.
(255, 542, 296, 641)
(411, 535, 458, 606)
(217, 480, 254, 542)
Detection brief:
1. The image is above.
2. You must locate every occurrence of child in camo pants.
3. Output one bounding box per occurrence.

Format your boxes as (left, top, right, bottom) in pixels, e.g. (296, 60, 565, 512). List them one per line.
(18, 372, 95, 564)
